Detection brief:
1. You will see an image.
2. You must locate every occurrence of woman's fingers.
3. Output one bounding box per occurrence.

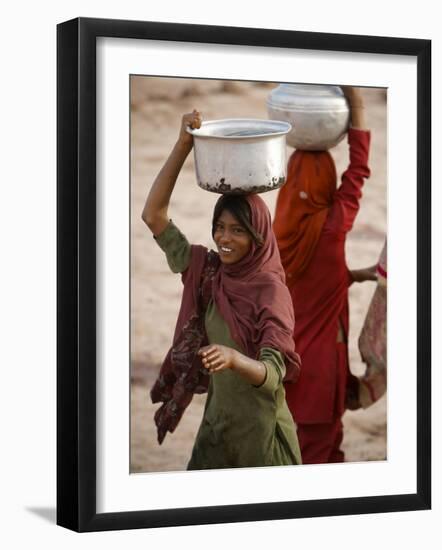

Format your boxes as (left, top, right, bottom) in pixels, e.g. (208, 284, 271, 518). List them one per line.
(191, 109, 202, 129)
(202, 353, 221, 367)
(199, 344, 233, 374)
(198, 346, 227, 372)
(206, 361, 227, 373)
(199, 345, 219, 357)
(207, 357, 224, 370)
(183, 110, 202, 130)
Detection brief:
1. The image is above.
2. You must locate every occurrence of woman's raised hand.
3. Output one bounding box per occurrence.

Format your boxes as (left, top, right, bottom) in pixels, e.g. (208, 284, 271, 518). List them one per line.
(340, 86, 367, 129)
(341, 86, 364, 107)
(178, 109, 202, 150)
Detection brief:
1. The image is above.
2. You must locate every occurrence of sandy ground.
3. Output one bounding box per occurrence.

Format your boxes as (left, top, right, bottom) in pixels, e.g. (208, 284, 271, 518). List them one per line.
(130, 77, 387, 473)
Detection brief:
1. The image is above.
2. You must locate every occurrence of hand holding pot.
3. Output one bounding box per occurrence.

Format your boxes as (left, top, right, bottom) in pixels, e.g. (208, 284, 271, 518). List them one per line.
(341, 86, 367, 130)
(341, 86, 364, 105)
(178, 109, 202, 151)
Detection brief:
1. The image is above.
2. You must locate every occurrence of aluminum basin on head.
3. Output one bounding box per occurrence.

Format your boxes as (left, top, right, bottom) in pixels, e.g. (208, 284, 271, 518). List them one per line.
(267, 84, 350, 151)
(187, 118, 291, 194)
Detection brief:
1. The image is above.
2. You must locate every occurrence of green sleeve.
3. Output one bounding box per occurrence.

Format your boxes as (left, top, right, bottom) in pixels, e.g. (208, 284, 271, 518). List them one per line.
(255, 347, 286, 393)
(154, 220, 192, 273)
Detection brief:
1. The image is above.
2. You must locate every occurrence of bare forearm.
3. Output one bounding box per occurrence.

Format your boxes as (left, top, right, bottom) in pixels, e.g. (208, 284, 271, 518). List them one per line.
(141, 141, 192, 235)
(350, 105, 367, 130)
(231, 350, 267, 386)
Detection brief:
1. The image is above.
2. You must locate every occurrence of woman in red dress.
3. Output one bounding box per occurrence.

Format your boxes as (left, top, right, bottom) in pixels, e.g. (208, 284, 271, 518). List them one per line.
(273, 87, 376, 464)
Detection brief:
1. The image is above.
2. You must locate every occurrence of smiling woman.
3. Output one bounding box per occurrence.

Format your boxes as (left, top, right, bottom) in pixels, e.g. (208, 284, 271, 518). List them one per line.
(141, 111, 303, 469)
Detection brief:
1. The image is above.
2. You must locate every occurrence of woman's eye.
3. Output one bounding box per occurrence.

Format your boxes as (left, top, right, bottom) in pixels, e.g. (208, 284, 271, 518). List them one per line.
(233, 227, 245, 234)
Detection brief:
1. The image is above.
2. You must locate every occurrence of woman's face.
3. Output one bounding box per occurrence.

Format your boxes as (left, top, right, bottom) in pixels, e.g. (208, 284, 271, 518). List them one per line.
(213, 209, 253, 264)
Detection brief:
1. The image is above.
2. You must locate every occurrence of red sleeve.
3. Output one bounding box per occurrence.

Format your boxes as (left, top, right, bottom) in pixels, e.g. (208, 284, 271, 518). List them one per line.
(326, 128, 371, 233)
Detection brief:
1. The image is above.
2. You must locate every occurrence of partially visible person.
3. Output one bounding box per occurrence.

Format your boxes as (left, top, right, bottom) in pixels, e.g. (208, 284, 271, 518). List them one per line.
(273, 86, 375, 464)
(346, 240, 387, 410)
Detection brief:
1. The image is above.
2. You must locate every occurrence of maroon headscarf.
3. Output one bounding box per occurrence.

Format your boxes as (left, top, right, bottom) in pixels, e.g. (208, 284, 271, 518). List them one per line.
(151, 194, 300, 443)
(212, 194, 300, 378)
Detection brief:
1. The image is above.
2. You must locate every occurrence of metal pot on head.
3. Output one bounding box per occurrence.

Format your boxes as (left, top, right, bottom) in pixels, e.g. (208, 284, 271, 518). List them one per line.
(267, 84, 350, 151)
(187, 119, 291, 194)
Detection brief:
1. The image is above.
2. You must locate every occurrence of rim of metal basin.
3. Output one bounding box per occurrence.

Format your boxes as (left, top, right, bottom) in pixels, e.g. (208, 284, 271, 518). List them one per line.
(186, 118, 292, 140)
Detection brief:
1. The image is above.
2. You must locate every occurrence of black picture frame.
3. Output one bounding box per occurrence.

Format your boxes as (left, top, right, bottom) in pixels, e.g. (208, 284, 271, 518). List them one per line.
(57, 17, 431, 532)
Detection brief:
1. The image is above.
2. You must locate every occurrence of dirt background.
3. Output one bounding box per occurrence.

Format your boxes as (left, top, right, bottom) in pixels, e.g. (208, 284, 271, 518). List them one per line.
(130, 77, 387, 473)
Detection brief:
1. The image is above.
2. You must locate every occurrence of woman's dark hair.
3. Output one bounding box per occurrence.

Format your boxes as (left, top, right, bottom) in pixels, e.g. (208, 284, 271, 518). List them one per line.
(211, 194, 264, 246)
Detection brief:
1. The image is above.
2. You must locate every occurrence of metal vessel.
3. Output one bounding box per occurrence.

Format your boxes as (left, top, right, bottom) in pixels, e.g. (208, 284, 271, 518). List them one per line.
(187, 119, 291, 194)
(267, 84, 350, 150)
